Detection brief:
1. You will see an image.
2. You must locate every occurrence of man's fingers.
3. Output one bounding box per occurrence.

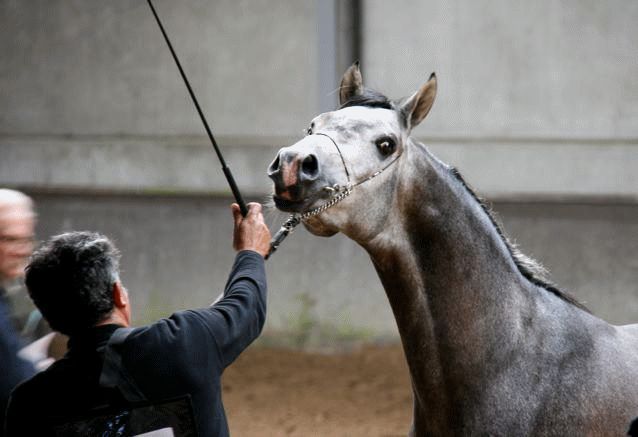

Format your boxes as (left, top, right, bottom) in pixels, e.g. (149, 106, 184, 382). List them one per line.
(232, 202, 262, 221)
(230, 202, 271, 256)
(246, 202, 262, 218)
(231, 203, 241, 221)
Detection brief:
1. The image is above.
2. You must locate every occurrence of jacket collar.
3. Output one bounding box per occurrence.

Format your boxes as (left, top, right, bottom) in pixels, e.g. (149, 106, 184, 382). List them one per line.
(66, 324, 122, 357)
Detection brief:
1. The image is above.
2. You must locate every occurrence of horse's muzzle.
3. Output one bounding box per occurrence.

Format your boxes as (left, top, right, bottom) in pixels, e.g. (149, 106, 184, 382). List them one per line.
(268, 149, 320, 202)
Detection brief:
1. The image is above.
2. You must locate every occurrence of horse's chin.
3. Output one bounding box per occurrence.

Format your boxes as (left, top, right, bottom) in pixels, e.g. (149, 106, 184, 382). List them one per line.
(271, 191, 341, 236)
(301, 215, 339, 237)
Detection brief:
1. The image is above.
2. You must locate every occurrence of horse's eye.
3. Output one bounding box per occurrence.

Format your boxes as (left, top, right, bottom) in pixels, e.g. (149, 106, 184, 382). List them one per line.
(376, 137, 396, 156)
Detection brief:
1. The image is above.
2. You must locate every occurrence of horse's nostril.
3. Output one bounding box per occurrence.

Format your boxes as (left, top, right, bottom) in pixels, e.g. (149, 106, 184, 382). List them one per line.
(301, 154, 319, 179)
(268, 155, 281, 175)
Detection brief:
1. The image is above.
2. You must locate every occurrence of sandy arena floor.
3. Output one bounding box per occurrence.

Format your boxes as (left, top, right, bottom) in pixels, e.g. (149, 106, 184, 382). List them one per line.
(222, 345, 413, 437)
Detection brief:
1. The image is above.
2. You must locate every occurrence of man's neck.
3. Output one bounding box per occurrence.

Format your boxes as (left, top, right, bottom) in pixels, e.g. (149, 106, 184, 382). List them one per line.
(96, 310, 130, 328)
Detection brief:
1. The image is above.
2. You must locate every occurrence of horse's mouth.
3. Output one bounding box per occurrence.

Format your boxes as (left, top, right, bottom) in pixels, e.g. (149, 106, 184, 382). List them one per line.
(272, 195, 306, 212)
(272, 190, 329, 214)
(273, 194, 324, 213)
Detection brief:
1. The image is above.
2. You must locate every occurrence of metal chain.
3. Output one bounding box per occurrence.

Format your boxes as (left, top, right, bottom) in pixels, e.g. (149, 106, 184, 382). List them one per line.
(265, 184, 352, 259)
(299, 184, 353, 221)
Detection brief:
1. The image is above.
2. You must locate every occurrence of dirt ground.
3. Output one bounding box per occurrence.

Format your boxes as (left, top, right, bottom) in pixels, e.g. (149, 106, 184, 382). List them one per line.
(222, 344, 413, 437)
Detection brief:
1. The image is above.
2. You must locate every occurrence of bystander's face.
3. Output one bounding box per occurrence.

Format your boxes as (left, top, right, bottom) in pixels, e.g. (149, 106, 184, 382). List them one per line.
(0, 210, 35, 283)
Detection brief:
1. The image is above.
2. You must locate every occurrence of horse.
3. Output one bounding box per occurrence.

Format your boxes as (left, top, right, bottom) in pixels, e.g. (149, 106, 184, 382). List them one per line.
(267, 63, 638, 436)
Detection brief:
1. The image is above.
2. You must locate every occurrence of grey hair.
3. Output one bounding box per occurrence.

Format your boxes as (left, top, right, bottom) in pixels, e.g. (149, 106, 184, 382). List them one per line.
(25, 231, 122, 336)
(0, 189, 35, 221)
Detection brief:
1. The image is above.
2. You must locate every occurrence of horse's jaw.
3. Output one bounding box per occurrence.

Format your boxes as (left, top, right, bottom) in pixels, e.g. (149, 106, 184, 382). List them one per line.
(301, 204, 358, 238)
(300, 189, 394, 243)
(301, 215, 339, 237)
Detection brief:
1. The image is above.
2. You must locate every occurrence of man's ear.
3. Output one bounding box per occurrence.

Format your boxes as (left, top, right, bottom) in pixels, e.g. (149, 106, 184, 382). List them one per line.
(112, 282, 129, 308)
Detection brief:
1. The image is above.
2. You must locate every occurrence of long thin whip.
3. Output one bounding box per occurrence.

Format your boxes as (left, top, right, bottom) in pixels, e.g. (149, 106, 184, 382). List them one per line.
(146, 0, 248, 217)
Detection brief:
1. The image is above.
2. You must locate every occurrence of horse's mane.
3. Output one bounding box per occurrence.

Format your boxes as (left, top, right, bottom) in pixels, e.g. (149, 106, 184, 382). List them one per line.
(449, 167, 590, 312)
(340, 89, 588, 312)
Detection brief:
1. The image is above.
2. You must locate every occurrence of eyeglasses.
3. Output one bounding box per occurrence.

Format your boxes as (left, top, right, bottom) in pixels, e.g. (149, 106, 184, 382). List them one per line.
(0, 235, 36, 247)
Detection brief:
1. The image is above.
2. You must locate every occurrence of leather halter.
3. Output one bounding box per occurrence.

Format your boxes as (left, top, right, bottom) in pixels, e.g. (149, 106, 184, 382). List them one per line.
(313, 132, 402, 199)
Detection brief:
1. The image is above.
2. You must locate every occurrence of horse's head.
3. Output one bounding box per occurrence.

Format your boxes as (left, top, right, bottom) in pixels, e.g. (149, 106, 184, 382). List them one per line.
(268, 63, 436, 241)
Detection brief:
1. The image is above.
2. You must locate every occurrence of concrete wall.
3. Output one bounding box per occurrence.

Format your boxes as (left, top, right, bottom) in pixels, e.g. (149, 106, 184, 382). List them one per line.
(365, 0, 638, 139)
(3, 0, 636, 198)
(363, 0, 638, 201)
(1, 1, 318, 137)
(2, 0, 637, 346)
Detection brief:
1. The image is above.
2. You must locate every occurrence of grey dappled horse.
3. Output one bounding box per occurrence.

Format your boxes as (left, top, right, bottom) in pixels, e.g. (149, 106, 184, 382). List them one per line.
(268, 63, 638, 436)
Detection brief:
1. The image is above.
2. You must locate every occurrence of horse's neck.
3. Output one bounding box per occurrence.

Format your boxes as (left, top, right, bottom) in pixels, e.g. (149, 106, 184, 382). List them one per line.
(364, 148, 531, 393)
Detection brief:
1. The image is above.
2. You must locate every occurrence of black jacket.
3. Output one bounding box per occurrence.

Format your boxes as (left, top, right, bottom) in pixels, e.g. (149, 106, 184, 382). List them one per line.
(5, 251, 266, 436)
(0, 290, 36, 437)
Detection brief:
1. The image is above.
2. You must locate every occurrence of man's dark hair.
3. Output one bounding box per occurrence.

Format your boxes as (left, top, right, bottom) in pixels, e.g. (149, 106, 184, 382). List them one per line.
(25, 231, 121, 336)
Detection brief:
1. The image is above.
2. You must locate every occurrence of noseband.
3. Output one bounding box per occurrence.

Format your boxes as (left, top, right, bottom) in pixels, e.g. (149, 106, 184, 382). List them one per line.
(304, 132, 402, 219)
(267, 132, 401, 257)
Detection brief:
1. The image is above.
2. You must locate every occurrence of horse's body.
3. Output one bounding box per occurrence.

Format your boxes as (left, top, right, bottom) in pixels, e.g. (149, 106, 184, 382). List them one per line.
(268, 64, 638, 436)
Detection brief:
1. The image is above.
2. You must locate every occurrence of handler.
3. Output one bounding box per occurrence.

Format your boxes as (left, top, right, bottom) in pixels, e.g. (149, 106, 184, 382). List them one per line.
(4, 202, 270, 436)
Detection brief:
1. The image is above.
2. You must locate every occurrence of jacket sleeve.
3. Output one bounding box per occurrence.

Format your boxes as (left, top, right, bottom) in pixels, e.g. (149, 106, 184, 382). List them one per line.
(108, 250, 267, 386)
(203, 250, 267, 368)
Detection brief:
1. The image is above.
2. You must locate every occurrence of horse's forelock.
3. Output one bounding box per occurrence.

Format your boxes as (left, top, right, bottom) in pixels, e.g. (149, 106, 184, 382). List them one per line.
(339, 88, 410, 129)
(339, 88, 394, 111)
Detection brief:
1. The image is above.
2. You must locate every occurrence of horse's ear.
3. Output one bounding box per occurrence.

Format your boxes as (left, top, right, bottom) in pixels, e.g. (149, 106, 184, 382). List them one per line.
(400, 73, 437, 129)
(339, 62, 364, 106)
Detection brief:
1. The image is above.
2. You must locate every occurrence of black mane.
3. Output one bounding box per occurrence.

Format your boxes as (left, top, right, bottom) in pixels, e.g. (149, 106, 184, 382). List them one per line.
(340, 88, 394, 110)
(449, 167, 590, 312)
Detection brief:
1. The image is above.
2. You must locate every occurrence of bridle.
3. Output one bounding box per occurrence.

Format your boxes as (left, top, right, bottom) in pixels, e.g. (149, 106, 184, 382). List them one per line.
(146, 0, 397, 259)
(267, 131, 402, 258)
